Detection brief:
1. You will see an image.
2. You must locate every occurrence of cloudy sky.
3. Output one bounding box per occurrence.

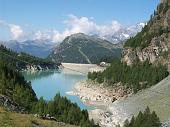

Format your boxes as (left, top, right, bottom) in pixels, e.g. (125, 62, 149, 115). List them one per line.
(0, 0, 159, 42)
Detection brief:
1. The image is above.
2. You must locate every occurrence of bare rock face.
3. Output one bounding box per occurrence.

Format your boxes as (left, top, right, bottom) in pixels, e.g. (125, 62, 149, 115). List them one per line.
(122, 0, 170, 67)
(123, 43, 160, 65)
(164, 9, 170, 27)
(0, 95, 25, 112)
(122, 35, 170, 66)
(161, 0, 168, 3)
(122, 48, 137, 65)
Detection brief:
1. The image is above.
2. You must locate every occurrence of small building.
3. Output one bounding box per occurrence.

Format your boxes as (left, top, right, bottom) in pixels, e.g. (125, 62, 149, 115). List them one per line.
(100, 62, 106, 67)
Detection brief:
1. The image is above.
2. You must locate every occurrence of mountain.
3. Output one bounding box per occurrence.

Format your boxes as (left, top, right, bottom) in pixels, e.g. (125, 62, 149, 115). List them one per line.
(1, 40, 56, 58)
(0, 44, 59, 71)
(88, 0, 170, 91)
(100, 23, 146, 44)
(48, 33, 122, 64)
(0, 23, 144, 59)
(0, 44, 98, 127)
(123, 0, 170, 68)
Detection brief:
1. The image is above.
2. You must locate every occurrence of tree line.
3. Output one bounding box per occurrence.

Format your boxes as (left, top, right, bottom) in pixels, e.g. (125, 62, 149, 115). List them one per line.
(124, 1, 170, 49)
(0, 44, 60, 69)
(88, 59, 169, 93)
(32, 94, 99, 127)
(122, 107, 161, 127)
(0, 61, 38, 110)
(0, 60, 99, 127)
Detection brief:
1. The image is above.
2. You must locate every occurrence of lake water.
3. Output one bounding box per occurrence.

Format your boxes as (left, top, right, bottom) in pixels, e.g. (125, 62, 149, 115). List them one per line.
(22, 70, 94, 110)
(22, 69, 170, 126)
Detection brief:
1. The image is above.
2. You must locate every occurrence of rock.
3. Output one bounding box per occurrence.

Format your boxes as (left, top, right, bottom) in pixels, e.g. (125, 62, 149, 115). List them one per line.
(112, 98, 117, 102)
(122, 0, 170, 68)
(0, 94, 25, 112)
(74, 80, 132, 106)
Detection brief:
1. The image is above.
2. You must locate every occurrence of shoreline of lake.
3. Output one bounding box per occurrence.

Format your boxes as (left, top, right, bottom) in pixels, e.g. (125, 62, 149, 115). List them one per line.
(64, 62, 170, 126)
(22, 63, 170, 127)
(84, 75, 170, 127)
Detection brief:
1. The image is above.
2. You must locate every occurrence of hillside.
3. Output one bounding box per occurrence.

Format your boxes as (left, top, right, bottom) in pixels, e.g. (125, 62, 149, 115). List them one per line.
(0, 44, 59, 71)
(123, 0, 170, 68)
(0, 107, 77, 127)
(0, 53, 99, 127)
(48, 33, 122, 64)
(87, 0, 170, 93)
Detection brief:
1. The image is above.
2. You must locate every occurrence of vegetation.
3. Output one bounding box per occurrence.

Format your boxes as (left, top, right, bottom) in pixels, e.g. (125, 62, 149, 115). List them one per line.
(32, 94, 99, 127)
(124, 25, 170, 49)
(49, 33, 121, 64)
(0, 107, 78, 127)
(99, 56, 117, 63)
(122, 107, 161, 127)
(124, 1, 170, 49)
(88, 59, 169, 92)
(0, 61, 98, 126)
(0, 44, 59, 69)
(160, 48, 170, 58)
(0, 61, 38, 111)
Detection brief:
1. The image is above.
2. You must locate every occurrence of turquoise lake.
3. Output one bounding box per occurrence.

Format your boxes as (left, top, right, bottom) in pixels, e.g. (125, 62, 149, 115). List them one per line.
(22, 70, 93, 110)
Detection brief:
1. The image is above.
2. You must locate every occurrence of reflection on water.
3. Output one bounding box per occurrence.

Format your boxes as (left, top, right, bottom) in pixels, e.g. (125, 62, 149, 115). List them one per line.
(22, 70, 94, 110)
(21, 70, 57, 81)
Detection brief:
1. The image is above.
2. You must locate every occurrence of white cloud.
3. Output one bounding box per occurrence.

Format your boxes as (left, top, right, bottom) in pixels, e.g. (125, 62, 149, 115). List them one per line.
(52, 14, 123, 42)
(65, 14, 98, 34)
(0, 15, 143, 43)
(52, 30, 66, 42)
(34, 30, 52, 40)
(9, 24, 24, 40)
(0, 20, 24, 40)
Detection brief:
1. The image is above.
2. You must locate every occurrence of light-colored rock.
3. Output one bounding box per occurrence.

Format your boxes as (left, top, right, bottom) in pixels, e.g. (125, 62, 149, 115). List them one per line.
(74, 80, 132, 107)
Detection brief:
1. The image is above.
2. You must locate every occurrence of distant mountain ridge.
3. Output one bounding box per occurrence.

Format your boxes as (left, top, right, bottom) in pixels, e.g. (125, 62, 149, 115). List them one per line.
(0, 40, 56, 58)
(100, 22, 146, 44)
(48, 33, 122, 64)
(0, 23, 144, 59)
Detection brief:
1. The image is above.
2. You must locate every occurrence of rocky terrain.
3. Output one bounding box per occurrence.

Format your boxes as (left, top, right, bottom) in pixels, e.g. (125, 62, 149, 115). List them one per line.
(0, 94, 25, 112)
(16, 62, 59, 71)
(123, 0, 170, 69)
(73, 81, 132, 107)
(88, 74, 170, 127)
(84, 1, 170, 126)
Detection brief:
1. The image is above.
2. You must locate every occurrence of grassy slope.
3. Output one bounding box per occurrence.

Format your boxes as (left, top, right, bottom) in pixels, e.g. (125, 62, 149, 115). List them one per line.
(49, 34, 122, 64)
(0, 107, 78, 127)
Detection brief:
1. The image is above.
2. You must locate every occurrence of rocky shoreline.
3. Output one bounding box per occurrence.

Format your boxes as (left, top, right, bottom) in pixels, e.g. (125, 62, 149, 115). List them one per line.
(73, 80, 132, 107)
(16, 62, 61, 71)
(72, 80, 132, 127)
(77, 75, 170, 127)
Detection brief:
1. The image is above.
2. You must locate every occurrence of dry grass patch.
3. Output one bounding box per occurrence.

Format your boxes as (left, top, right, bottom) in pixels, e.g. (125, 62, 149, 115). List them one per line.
(0, 107, 78, 127)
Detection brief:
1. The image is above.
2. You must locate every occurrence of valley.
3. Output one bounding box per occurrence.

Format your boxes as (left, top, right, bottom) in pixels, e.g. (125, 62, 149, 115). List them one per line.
(0, 0, 170, 127)
(21, 63, 170, 126)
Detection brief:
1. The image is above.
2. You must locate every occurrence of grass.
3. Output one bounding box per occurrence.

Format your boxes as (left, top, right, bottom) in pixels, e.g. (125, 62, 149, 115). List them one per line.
(0, 107, 78, 127)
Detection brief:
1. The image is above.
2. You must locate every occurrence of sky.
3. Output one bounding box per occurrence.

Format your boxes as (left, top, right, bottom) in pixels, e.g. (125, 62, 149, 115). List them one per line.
(0, 0, 160, 42)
